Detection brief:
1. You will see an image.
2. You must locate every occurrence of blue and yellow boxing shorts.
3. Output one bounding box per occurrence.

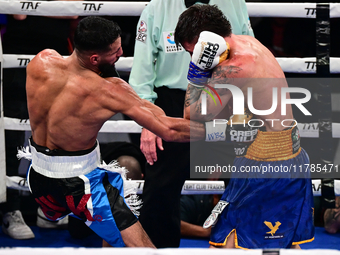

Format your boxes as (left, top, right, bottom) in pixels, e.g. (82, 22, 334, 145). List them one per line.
(208, 126, 314, 249)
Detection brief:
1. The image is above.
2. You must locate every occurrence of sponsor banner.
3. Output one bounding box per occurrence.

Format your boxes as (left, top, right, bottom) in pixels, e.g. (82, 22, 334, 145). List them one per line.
(182, 180, 225, 195)
(135, 180, 225, 195)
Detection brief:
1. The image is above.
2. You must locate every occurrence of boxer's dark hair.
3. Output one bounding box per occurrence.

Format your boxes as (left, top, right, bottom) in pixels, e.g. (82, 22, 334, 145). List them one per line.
(74, 16, 121, 53)
(175, 4, 232, 46)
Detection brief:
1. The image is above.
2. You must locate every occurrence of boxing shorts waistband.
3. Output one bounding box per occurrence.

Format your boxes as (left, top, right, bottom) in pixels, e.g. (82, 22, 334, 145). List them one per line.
(29, 138, 101, 178)
(244, 125, 301, 161)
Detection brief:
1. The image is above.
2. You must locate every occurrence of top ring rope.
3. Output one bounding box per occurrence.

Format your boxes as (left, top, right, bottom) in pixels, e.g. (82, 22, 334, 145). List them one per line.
(3, 54, 340, 74)
(2, 54, 134, 72)
(0, 1, 340, 18)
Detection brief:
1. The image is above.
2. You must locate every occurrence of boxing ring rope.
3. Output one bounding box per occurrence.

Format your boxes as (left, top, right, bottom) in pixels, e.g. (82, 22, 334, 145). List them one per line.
(4, 117, 340, 138)
(6, 174, 340, 197)
(0, 1, 340, 18)
(0, 2, 339, 203)
(3, 54, 340, 74)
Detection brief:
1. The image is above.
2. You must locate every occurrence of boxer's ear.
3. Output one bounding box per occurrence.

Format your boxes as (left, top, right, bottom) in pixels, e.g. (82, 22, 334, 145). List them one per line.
(90, 54, 99, 66)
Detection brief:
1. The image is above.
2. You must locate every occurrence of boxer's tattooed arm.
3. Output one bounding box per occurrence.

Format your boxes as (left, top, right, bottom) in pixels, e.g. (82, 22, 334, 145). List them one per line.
(185, 66, 242, 118)
(185, 85, 202, 107)
(210, 65, 242, 95)
(185, 86, 216, 118)
(185, 65, 242, 107)
(212, 65, 242, 82)
(184, 85, 205, 117)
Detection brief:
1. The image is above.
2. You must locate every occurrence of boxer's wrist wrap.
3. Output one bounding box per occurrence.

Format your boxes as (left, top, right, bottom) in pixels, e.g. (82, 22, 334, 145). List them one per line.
(187, 62, 212, 87)
(205, 120, 226, 142)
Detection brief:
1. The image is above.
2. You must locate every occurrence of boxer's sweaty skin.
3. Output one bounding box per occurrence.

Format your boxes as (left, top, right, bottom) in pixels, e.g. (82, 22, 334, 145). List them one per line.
(27, 47, 205, 152)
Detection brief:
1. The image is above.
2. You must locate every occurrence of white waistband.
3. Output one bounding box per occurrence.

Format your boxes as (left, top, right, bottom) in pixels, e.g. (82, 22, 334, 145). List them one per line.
(30, 143, 101, 178)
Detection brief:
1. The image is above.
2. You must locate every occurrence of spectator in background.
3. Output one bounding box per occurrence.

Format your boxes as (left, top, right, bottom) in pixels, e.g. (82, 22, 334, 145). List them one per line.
(180, 194, 220, 238)
(100, 142, 146, 180)
(0, 9, 78, 239)
(128, 0, 254, 248)
(324, 197, 340, 234)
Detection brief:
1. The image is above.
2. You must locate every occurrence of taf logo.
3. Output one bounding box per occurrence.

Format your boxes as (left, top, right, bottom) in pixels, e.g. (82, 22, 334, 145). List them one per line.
(83, 3, 103, 12)
(303, 123, 319, 130)
(20, 1, 41, 10)
(18, 58, 30, 66)
(305, 7, 316, 16)
(201, 84, 311, 116)
(305, 61, 316, 71)
(19, 119, 29, 125)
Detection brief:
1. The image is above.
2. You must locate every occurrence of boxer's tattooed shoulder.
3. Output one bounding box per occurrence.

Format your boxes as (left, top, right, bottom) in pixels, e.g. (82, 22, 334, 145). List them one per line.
(210, 65, 242, 85)
(185, 85, 202, 107)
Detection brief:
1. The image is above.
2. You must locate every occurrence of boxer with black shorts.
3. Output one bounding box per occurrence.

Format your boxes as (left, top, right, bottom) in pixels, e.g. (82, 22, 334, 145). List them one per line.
(22, 16, 205, 247)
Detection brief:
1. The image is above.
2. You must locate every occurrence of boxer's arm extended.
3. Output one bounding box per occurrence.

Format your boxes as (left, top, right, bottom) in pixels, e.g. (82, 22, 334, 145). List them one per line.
(129, 99, 205, 143)
(105, 80, 205, 143)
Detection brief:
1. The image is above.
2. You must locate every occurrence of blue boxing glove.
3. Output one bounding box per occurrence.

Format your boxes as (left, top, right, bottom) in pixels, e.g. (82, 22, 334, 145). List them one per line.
(187, 31, 230, 87)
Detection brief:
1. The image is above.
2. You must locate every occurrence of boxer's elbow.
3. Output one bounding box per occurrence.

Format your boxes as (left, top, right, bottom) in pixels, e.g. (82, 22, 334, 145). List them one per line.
(163, 129, 190, 143)
(159, 118, 191, 142)
(161, 128, 177, 142)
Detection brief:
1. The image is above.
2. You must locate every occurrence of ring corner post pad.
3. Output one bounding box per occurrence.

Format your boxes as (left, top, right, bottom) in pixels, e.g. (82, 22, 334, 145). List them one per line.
(316, 3, 335, 209)
(0, 38, 6, 203)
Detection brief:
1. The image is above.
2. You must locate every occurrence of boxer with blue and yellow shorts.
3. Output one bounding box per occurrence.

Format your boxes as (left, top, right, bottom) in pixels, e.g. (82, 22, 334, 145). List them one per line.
(206, 117, 314, 249)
